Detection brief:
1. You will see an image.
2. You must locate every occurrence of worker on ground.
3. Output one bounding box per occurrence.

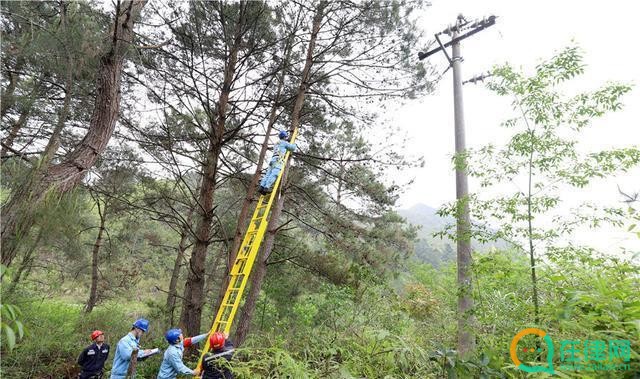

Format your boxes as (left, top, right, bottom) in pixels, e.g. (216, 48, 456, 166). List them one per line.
(110, 318, 157, 379)
(258, 130, 297, 195)
(201, 332, 235, 379)
(157, 328, 208, 378)
(77, 330, 110, 379)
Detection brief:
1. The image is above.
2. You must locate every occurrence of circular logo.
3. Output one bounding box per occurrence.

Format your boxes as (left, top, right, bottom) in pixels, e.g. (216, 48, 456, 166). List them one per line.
(510, 328, 555, 374)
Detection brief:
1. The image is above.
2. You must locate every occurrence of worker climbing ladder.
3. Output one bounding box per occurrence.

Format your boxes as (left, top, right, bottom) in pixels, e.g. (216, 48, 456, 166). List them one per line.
(195, 128, 299, 372)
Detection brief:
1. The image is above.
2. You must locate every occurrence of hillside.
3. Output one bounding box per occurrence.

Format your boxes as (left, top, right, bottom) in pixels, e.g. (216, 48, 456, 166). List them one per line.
(398, 203, 508, 267)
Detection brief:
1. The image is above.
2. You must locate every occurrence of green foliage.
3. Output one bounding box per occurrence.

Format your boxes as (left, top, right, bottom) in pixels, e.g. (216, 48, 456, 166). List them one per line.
(0, 297, 155, 378)
(1, 1, 638, 377)
(436, 45, 639, 334)
(1, 266, 25, 352)
(415, 249, 640, 378)
(400, 282, 437, 320)
(1, 299, 86, 377)
(0, 303, 23, 351)
(545, 249, 640, 356)
(230, 348, 316, 378)
(3, 244, 638, 378)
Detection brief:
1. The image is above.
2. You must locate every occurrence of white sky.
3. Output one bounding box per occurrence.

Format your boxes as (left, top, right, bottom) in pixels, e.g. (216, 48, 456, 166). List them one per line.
(390, 0, 640, 253)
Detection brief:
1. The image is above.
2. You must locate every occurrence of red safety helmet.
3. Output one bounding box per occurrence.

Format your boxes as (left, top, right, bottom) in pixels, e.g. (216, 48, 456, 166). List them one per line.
(90, 330, 104, 340)
(209, 332, 225, 349)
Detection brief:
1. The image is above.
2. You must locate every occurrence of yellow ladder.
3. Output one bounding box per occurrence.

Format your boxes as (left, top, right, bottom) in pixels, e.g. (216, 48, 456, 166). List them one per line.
(195, 129, 298, 371)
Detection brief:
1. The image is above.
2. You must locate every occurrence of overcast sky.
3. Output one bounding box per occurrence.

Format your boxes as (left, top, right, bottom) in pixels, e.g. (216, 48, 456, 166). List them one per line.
(389, 0, 640, 253)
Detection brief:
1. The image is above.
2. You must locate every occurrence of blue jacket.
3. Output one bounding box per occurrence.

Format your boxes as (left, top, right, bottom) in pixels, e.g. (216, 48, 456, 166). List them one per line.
(110, 332, 146, 379)
(157, 333, 207, 379)
(269, 140, 296, 166)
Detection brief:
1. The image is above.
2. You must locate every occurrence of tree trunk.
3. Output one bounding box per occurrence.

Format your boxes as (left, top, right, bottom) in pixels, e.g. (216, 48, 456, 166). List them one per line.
(41, 4, 75, 165)
(167, 210, 193, 327)
(85, 201, 107, 314)
(1, 0, 147, 267)
(1, 76, 42, 157)
(527, 130, 540, 325)
(1, 3, 74, 266)
(180, 1, 246, 336)
(234, 188, 287, 346)
(289, 2, 325, 129)
(4, 228, 43, 295)
(206, 243, 227, 309)
(213, 65, 288, 315)
(40, 0, 146, 192)
(126, 348, 139, 378)
(0, 57, 23, 119)
(179, 141, 220, 333)
(233, 2, 326, 346)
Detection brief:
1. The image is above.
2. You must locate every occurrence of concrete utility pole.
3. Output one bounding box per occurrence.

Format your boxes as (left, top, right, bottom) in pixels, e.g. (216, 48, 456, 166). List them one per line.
(418, 14, 496, 358)
(450, 22, 475, 359)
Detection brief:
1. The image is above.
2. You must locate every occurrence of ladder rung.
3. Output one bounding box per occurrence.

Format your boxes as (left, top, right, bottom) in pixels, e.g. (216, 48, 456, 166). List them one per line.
(240, 246, 254, 254)
(198, 195, 275, 367)
(238, 252, 249, 259)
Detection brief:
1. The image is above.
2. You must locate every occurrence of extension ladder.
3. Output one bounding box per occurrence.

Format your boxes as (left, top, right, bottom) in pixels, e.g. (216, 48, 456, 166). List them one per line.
(195, 128, 298, 372)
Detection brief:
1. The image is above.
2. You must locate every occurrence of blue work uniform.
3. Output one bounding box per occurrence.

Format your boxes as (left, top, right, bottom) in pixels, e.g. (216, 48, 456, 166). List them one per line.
(78, 342, 110, 379)
(110, 332, 147, 379)
(259, 140, 297, 190)
(157, 333, 208, 379)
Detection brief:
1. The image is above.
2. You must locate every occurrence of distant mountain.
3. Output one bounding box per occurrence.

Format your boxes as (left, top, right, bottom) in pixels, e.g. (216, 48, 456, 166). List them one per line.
(397, 203, 508, 267)
(397, 203, 450, 233)
(396, 203, 455, 267)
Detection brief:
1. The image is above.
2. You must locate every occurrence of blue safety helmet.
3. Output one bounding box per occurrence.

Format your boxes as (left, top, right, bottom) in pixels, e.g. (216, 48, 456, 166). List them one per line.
(278, 130, 289, 140)
(132, 318, 149, 332)
(165, 328, 182, 344)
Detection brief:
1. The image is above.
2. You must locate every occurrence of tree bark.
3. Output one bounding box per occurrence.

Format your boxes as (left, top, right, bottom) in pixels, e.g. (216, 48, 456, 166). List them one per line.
(234, 189, 286, 346)
(0, 58, 23, 119)
(41, 4, 75, 166)
(1, 0, 147, 267)
(180, 1, 246, 336)
(41, 0, 146, 192)
(233, 2, 325, 346)
(126, 348, 139, 378)
(85, 200, 107, 314)
(527, 129, 540, 325)
(1, 3, 75, 266)
(289, 2, 325, 130)
(167, 210, 193, 327)
(213, 64, 288, 316)
(0, 75, 42, 158)
(4, 228, 43, 295)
